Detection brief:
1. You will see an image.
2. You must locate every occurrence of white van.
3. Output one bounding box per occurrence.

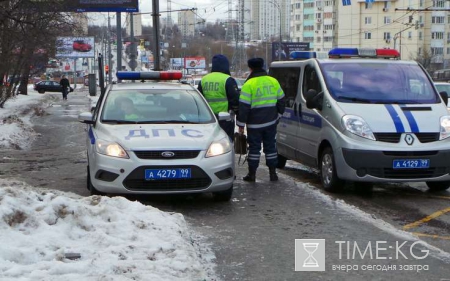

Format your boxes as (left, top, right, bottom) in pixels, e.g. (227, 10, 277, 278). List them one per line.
(270, 48, 450, 192)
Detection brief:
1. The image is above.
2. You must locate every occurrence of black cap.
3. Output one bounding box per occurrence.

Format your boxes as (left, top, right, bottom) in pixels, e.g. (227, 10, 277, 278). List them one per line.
(248, 58, 264, 69)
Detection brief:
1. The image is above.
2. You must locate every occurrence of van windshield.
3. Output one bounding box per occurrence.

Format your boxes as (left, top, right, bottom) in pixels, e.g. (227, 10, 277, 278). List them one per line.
(321, 62, 440, 104)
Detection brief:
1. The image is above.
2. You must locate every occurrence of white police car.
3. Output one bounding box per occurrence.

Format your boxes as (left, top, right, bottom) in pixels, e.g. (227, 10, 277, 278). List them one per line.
(78, 71, 235, 201)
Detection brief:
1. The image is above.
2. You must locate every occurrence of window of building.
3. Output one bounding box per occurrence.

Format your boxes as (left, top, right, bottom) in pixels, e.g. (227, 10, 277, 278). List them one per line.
(383, 32, 391, 40)
(365, 2, 373, 9)
(418, 47, 422, 55)
(296, 24, 301, 31)
(295, 3, 301, 9)
(325, 0, 335, 6)
(419, 32, 423, 40)
(316, 13, 322, 19)
(432, 32, 444, 39)
(324, 24, 335, 30)
(324, 12, 333, 19)
(316, 37, 322, 43)
(364, 32, 372, 39)
(295, 14, 301, 21)
(433, 0, 445, 8)
(431, 47, 444, 55)
(432, 16, 445, 23)
(384, 2, 391, 8)
(365, 17, 371, 24)
(419, 0, 424, 7)
(408, 31, 412, 39)
(304, 2, 314, 8)
(447, 47, 450, 55)
(384, 16, 391, 24)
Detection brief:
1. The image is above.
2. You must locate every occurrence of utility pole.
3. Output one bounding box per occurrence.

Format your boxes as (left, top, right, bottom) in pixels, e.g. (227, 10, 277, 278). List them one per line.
(152, 0, 161, 70)
(107, 13, 112, 83)
(116, 12, 122, 73)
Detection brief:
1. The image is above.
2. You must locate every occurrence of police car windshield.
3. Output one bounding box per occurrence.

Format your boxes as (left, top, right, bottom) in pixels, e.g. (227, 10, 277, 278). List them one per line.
(100, 90, 215, 124)
(322, 62, 440, 104)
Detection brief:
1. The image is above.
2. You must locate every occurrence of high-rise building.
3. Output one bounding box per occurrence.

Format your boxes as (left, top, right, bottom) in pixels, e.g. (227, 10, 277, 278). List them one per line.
(178, 10, 196, 38)
(250, 0, 290, 41)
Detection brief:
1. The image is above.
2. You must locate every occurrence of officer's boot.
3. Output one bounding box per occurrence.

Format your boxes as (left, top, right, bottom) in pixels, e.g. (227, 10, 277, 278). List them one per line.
(269, 167, 278, 181)
(243, 167, 256, 182)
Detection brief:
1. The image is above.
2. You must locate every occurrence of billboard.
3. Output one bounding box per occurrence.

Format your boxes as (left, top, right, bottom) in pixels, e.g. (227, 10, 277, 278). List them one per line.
(184, 57, 206, 69)
(170, 58, 184, 68)
(55, 0, 139, 12)
(272, 42, 310, 61)
(56, 37, 95, 58)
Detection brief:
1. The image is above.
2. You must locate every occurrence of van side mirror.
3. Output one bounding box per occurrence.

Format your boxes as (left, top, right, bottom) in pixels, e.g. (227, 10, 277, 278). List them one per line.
(439, 91, 448, 106)
(305, 89, 323, 110)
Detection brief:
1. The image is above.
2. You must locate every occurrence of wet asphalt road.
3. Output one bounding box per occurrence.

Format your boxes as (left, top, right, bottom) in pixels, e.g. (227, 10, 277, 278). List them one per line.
(1, 89, 450, 280)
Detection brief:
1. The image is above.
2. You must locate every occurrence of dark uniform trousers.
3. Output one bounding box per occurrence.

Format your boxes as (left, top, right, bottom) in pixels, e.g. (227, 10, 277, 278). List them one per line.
(219, 119, 235, 142)
(246, 124, 278, 169)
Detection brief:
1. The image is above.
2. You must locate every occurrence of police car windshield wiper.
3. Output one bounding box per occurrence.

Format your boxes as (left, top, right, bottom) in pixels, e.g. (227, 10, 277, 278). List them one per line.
(161, 120, 199, 124)
(337, 96, 372, 103)
(102, 119, 139, 124)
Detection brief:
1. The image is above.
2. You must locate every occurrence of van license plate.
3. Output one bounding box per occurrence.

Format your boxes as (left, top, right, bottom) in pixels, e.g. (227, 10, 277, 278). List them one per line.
(393, 159, 430, 169)
(145, 168, 191, 180)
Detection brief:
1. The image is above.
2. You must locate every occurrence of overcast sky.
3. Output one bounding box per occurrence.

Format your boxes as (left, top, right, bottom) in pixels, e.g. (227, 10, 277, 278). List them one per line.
(88, 0, 230, 26)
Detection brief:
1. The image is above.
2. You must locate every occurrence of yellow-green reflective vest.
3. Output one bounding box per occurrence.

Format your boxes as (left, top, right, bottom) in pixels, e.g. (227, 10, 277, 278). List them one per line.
(201, 72, 229, 114)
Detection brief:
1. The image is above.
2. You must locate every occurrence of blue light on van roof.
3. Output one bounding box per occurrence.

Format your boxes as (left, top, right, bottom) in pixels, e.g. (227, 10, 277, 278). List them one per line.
(289, 51, 317, 60)
(116, 72, 140, 80)
(328, 48, 359, 57)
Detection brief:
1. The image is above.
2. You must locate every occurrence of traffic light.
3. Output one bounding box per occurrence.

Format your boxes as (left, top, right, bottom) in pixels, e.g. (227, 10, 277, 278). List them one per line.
(105, 65, 109, 75)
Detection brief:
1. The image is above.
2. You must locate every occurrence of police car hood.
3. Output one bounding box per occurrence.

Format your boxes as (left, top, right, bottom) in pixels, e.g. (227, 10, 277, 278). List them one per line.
(96, 123, 225, 150)
(337, 103, 447, 133)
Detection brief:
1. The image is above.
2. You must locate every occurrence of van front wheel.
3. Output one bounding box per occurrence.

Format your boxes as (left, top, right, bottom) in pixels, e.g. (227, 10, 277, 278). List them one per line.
(426, 181, 450, 192)
(320, 147, 344, 192)
(276, 154, 287, 169)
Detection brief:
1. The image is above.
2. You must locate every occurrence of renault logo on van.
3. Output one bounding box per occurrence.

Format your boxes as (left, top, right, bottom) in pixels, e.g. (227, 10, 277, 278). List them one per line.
(404, 134, 414, 145)
(161, 151, 175, 158)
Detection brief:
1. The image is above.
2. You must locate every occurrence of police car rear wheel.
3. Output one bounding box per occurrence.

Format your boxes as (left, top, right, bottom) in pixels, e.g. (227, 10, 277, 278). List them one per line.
(212, 185, 233, 202)
(87, 166, 104, 196)
(425, 181, 450, 192)
(320, 147, 344, 192)
(276, 154, 287, 169)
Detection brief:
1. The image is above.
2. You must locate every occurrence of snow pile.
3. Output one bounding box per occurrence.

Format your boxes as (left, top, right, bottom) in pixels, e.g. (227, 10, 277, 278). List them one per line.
(0, 180, 209, 280)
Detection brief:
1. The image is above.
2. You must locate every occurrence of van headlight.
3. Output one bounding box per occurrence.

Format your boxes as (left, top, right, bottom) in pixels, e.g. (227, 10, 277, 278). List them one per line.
(439, 116, 450, 140)
(206, 137, 232, 157)
(342, 115, 375, 140)
(96, 139, 129, 158)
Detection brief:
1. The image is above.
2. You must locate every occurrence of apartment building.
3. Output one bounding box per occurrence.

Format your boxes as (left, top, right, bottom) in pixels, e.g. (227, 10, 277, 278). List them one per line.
(289, 0, 450, 69)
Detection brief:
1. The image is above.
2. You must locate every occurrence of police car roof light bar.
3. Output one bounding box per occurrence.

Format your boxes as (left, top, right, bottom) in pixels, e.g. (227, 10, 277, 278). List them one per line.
(116, 71, 183, 81)
(328, 48, 400, 59)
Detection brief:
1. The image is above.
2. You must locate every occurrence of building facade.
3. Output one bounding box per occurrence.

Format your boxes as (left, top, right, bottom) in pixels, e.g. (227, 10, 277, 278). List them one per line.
(178, 10, 196, 38)
(250, 0, 290, 42)
(288, 0, 449, 70)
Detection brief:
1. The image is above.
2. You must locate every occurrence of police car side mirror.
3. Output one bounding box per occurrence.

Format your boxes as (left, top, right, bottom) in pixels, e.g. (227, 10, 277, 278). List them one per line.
(439, 91, 448, 106)
(218, 112, 231, 121)
(78, 112, 95, 124)
(305, 89, 323, 110)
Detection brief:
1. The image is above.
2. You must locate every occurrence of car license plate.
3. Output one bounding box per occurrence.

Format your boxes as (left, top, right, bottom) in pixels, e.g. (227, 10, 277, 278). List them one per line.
(145, 168, 191, 180)
(392, 159, 430, 169)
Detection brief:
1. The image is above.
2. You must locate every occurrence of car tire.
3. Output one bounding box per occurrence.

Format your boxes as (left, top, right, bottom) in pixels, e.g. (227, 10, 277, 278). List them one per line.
(320, 147, 344, 192)
(426, 181, 450, 192)
(212, 185, 233, 202)
(38, 89, 45, 94)
(276, 154, 287, 169)
(87, 166, 104, 196)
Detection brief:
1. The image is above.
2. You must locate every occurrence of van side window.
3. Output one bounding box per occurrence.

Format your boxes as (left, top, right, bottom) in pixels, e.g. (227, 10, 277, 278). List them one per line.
(302, 65, 322, 98)
(269, 67, 300, 108)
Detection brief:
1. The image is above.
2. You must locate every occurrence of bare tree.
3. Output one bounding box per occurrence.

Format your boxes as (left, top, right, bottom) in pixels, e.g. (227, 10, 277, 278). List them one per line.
(0, 0, 78, 107)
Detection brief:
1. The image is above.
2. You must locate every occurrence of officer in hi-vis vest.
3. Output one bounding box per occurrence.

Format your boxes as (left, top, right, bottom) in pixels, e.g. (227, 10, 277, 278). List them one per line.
(237, 58, 286, 182)
(198, 54, 240, 141)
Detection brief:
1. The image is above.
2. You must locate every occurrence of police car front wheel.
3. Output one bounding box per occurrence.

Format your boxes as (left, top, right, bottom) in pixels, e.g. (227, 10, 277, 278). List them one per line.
(320, 147, 344, 193)
(87, 166, 105, 196)
(426, 181, 450, 192)
(212, 185, 233, 202)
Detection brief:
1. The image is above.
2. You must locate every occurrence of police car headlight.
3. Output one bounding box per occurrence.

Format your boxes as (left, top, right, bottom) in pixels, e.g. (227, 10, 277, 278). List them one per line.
(206, 137, 232, 157)
(96, 139, 129, 158)
(439, 116, 450, 140)
(342, 115, 375, 141)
